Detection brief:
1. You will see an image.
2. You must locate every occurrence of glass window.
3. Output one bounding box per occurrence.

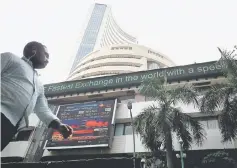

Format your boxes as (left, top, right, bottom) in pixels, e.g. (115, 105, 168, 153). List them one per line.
(71, 4, 106, 72)
(148, 61, 160, 70)
(207, 119, 218, 129)
(145, 96, 155, 101)
(124, 123, 133, 135)
(114, 124, 124, 136)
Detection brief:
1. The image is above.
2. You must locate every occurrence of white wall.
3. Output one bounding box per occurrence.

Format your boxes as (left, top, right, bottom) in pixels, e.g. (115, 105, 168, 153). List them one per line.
(116, 100, 199, 119)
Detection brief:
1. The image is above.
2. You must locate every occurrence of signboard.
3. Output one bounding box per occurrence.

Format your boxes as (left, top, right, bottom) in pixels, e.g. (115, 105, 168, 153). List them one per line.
(44, 99, 117, 150)
(44, 61, 226, 97)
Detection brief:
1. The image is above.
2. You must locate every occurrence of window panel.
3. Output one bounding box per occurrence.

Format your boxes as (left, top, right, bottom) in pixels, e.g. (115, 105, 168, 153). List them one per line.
(207, 119, 218, 129)
(114, 123, 133, 136)
(145, 96, 155, 101)
(124, 123, 133, 135)
(72, 4, 106, 66)
(114, 124, 124, 136)
(148, 61, 160, 70)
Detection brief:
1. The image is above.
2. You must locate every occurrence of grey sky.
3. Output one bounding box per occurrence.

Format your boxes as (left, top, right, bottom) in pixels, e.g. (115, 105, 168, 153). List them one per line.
(1, 0, 236, 84)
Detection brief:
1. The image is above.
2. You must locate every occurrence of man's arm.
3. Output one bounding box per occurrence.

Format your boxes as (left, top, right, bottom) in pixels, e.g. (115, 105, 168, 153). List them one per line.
(34, 91, 73, 138)
(1, 52, 13, 73)
(34, 92, 59, 127)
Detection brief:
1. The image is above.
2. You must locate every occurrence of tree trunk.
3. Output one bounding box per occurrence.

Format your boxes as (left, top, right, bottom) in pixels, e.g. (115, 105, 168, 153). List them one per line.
(165, 131, 174, 168)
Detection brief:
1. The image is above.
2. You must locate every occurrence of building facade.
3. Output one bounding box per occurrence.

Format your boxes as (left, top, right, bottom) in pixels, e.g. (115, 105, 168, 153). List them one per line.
(68, 44, 175, 80)
(70, 3, 137, 74)
(2, 61, 237, 168)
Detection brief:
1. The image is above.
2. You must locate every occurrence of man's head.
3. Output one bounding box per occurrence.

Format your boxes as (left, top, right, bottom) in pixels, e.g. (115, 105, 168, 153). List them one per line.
(23, 41, 49, 69)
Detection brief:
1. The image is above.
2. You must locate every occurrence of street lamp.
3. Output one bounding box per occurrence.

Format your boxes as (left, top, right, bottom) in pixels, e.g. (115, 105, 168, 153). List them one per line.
(140, 158, 146, 168)
(127, 101, 136, 168)
(176, 139, 186, 168)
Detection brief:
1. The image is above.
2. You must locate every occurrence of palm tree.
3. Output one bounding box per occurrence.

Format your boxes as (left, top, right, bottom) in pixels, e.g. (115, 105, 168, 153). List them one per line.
(134, 78, 205, 168)
(200, 46, 237, 142)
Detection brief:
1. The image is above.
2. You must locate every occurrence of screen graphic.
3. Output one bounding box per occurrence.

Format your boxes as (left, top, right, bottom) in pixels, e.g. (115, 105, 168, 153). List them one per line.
(45, 99, 117, 149)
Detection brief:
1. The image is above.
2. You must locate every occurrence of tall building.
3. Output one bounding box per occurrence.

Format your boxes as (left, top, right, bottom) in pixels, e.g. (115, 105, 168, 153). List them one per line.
(70, 3, 137, 74)
(68, 44, 176, 80)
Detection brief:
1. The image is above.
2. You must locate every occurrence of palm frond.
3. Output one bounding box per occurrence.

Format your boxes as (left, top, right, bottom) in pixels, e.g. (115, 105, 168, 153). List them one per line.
(211, 47, 237, 142)
(170, 107, 205, 147)
(134, 104, 164, 151)
(170, 108, 192, 149)
(139, 78, 168, 103)
(134, 107, 155, 134)
(199, 84, 232, 113)
(219, 112, 237, 142)
(168, 84, 199, 107)
(186, 115, 206, 146)
(217, 47, 237, 76)
(218, 98, 237, 142)
(217, 47, 237, 87)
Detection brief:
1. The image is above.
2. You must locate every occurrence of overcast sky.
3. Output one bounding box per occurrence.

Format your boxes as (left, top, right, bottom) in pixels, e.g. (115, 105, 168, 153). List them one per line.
(1, 0, 236, 84)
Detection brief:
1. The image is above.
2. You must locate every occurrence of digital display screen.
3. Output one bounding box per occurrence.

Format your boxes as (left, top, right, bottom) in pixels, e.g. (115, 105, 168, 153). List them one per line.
(45, 99, 117, 149)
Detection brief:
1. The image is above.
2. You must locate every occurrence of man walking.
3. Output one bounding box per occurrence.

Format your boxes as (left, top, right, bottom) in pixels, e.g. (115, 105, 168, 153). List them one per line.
(1, 41, 73, 151)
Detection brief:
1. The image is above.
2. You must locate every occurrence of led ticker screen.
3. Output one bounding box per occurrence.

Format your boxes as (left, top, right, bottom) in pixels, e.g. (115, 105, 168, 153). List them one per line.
(45, 99, 117, 149)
